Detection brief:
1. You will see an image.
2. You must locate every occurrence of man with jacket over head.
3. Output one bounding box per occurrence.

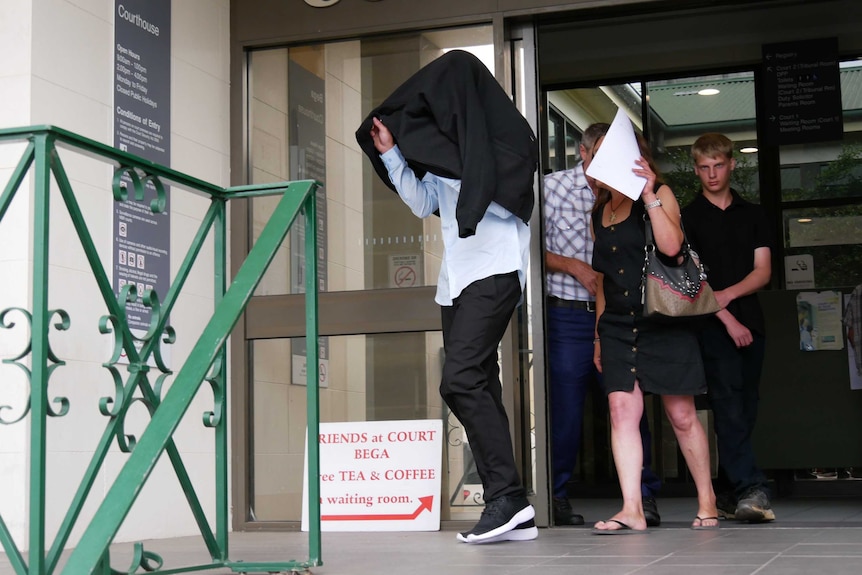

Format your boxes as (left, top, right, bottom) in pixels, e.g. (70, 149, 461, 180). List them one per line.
(357, 50, 539, 544)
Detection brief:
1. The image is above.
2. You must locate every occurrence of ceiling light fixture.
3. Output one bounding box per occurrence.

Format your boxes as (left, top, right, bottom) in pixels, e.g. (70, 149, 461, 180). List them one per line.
(797, 218, 813, 223)
(697, 88, 720, 96)
(740, 147, 758, 153)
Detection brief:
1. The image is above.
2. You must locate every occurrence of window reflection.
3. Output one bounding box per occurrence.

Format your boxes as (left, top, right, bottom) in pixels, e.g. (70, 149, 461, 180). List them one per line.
(647, 72, 759, 206)
(248, 28, 496, 296)
(778, 59, 862, 288)
(246, 26, 500, 526)
(783, 206, 862, 288)
(250, 333, 444, 520)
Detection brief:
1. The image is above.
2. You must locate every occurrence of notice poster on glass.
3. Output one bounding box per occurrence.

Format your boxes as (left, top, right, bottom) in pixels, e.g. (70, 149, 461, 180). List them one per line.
(784, 254, 815, 290)
(847, 337, 862, 391)
(844, 287, 862, 390)
(288, 59, 329, 383)
(796, 291, 844, 351)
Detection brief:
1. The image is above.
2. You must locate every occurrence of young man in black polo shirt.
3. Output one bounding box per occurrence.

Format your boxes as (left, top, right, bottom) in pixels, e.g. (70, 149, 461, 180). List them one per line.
(681, 133, 775, 523)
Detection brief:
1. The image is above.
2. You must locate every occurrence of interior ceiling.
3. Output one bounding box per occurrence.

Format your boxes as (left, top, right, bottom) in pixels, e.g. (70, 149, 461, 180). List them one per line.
(559, 63, 862, 137)
(648, 77, 756, 127)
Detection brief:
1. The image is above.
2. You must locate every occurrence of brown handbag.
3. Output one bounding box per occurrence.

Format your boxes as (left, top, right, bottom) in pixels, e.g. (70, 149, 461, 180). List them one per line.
(641, 216, 720, 319)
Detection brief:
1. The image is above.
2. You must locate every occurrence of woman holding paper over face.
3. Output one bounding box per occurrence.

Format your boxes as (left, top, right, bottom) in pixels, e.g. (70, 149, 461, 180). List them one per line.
(589, 132, 718, 534)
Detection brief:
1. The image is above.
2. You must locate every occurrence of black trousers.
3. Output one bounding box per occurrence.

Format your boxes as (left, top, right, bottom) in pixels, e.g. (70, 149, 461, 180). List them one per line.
(440, 271, 525, 502)
(700, 322, 769, 498)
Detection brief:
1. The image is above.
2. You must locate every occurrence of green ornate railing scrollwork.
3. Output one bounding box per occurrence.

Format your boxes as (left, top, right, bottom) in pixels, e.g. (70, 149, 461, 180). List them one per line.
(0, 125, 322, 575)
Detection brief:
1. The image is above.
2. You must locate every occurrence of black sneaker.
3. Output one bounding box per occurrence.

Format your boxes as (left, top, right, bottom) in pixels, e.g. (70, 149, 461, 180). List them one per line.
(642, 496, 661, 527)
(553, 496, 585, 526)
(735, 488, 775, 523)
(456, 495, 535, 543)
(457, 519, 538, 544)
(716, 492, 737, 520)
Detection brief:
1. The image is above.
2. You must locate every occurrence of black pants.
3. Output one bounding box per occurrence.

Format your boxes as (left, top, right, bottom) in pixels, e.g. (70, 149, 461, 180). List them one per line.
(701, 322, 769, 498)
(440, 271, 525, 502)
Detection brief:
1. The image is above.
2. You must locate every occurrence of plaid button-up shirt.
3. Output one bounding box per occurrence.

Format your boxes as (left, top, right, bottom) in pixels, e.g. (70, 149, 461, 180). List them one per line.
(543, 164, 596, 302)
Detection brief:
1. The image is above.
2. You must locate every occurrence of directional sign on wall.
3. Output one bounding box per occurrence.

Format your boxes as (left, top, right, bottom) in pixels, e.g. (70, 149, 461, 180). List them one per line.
(763, 37, 843, 145)
(302, 419, 443, 532)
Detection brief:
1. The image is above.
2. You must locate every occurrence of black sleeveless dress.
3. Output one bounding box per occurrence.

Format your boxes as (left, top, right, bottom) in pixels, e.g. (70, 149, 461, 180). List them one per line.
(592, 199, 706, 396)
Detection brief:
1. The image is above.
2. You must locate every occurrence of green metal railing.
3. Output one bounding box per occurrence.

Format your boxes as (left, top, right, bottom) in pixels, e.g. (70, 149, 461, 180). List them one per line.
(0, 125, 321, 574)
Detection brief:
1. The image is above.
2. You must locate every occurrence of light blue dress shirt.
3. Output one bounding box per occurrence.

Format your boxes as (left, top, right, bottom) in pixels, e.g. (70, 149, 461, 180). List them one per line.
(380, 145, 530, 306)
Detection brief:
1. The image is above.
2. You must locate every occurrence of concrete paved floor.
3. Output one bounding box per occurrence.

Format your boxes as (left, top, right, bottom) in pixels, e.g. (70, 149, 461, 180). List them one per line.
(6, 496, 862, 575)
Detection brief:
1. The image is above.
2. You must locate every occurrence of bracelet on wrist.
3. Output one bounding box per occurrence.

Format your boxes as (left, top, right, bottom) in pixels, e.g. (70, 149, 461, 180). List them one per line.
(593, 337, 601, 344)
(645, 199, 662, 210)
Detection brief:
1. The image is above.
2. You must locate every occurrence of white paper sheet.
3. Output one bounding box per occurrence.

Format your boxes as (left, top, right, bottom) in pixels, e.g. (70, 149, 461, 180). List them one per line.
(585, 108, 647, 200)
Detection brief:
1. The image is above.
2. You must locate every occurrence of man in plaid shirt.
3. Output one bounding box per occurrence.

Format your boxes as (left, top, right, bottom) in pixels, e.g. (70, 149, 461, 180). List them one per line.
(544, 122, 661, 527)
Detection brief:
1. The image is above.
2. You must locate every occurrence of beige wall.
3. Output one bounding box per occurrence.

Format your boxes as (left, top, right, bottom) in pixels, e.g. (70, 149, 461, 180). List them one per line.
(0, 0, 231, 547)
(244, 32, 476, 521)
(0, 0, 32, 543)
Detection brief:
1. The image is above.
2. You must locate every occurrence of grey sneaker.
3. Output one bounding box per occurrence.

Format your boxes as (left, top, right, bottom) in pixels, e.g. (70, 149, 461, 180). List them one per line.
(734, 488, 775, 523)
(716, 492, 737, 520)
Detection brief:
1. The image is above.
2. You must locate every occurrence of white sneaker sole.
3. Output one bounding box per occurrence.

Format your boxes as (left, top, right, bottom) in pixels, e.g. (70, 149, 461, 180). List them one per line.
(456, 522, 538, 544)
(460, 504, 535, 543)
(473, 524, 538, 543)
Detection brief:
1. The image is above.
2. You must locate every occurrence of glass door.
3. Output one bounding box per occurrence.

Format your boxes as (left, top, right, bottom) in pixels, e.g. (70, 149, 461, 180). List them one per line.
(542, 70, 760, 497)
(236, 24, 542, 529)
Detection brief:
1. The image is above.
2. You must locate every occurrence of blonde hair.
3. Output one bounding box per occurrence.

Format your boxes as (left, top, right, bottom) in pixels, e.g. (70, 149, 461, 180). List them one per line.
(691, 132, 733, 161)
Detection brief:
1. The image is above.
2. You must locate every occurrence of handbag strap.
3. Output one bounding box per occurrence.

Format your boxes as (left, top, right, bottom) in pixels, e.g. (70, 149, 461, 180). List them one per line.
(643, 212, 709, 285)
(644, 212, 655, 247)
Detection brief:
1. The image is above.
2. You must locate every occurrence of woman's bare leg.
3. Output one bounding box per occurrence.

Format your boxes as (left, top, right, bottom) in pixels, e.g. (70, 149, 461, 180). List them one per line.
(594, 381, 647, 532)
(663, 395, 718, 527)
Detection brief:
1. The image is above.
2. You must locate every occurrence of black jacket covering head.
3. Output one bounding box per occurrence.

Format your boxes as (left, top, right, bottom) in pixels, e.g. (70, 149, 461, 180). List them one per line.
(355, 50, 538, 238)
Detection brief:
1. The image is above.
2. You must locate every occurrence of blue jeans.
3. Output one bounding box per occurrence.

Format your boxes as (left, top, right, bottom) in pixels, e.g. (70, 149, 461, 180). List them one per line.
(547, 304, 661, 499)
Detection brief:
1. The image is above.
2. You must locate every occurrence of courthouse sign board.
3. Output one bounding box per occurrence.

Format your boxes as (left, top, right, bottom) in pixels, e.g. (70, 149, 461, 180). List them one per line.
(762, 37, 843, 145)
(302, 419, 443, 532)
(112, 0, 171, 335)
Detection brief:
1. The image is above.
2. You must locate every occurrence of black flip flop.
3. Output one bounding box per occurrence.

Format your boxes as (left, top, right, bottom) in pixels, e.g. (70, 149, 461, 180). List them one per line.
(592, 519, 648, 535)
(691, 516, 720, 530)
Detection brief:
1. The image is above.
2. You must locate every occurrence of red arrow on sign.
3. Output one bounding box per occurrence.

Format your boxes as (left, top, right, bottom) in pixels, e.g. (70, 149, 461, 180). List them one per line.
(321, 495, 433, 521)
